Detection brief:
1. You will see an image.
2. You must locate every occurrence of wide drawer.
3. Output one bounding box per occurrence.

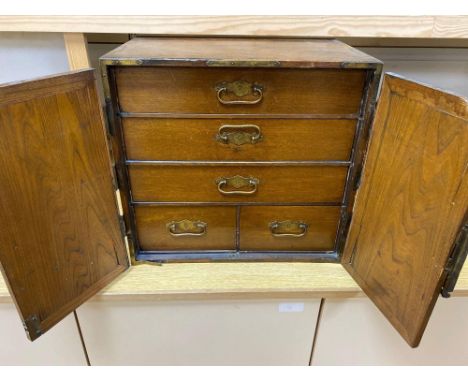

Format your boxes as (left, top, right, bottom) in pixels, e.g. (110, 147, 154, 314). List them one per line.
(240, 206, 340, 251)
(123, 118, 356, 161)
(116, 67, 366, 115)
(135, 206, 236, 251)
(129, 165, 348, 203)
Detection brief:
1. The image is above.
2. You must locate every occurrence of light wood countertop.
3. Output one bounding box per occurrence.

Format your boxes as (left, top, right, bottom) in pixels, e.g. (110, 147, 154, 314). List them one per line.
(1, 262, 468, 303)
(0, 16, 468, 38)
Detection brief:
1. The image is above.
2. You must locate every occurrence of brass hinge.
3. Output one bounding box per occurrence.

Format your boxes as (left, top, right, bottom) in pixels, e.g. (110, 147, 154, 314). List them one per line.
(104, 98, 115, 136)
(353, 166, 363, 191)
(118, 214, 127, 238)
(441, 219, 468, 298)
(110, 157, 136, 266)
(335, 208, 352, 259)
(23, 314, 42, 341)
(115, 188, 129, 245)
(342, 209, 352, 239)
(114, 187, 134, 265)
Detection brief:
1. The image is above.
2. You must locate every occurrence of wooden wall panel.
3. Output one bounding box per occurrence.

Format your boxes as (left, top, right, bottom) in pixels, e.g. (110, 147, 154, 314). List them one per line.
(63, 33, 90, 70)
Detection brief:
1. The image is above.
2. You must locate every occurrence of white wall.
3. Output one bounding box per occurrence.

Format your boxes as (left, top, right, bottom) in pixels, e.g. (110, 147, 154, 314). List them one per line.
(0, 32, 69, 84)
(360, 47, 468, 97)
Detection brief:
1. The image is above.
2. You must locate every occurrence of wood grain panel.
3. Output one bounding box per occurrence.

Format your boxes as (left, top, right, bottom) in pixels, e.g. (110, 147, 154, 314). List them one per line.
(433, 16, 468, 38)
(135, 206, 236, 251)
(129, 165, 348, 203)
(123, 118, 356, 161)
(0, 70, 128, 341)
(116, 67, 366, 115)
(240, 206, 340, 251)
(343, 73, 468, 347)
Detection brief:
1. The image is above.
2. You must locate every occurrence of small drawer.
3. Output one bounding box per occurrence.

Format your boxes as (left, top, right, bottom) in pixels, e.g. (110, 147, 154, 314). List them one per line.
(135, 206, 236, 251)
(129, 165, 348, 203)
(123, 118, 356, 161)
(116, 67, 366, 115)
(239, 206, 340, 251)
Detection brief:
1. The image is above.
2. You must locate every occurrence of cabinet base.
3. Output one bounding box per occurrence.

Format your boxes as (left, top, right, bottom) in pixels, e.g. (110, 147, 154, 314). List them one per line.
(135, 250, 340, 263)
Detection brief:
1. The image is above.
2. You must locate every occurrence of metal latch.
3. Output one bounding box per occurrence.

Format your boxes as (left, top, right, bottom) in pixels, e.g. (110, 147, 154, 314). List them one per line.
(104, 98, 115, 136)
(23, 314, 42, 341)
(441, 220, 468, 298)
(353, 166, 363, 191)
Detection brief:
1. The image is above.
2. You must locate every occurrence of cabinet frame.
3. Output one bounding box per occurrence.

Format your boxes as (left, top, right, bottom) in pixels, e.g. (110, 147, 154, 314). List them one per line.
(100, 47, 382, 264)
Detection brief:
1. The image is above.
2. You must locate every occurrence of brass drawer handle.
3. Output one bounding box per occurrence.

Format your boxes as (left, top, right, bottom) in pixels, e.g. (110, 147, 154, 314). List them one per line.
(269, 220, 308, 237)
(216, 175, 259, 195)
(167, 219, 207, 236)
(215, 80, 263, 105)
(216, 124, 263, 146)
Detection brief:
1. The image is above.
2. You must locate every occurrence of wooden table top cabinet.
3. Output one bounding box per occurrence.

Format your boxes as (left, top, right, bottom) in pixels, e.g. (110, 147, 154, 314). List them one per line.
(0, 37, 467, 348)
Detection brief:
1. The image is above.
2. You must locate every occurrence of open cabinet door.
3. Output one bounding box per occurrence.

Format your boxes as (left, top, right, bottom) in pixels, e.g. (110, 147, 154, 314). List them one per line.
(0, 70, 129, 341)
(343, 73, 468, 347)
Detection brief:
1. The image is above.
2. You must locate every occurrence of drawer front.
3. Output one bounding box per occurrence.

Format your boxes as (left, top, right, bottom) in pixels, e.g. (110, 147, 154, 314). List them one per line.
(123, 118, 356, 161)
(240, 206, 340, 251)
(135, 206, 236, 251)
(116, 67, 366, 115)
(129, 165, 347, 203)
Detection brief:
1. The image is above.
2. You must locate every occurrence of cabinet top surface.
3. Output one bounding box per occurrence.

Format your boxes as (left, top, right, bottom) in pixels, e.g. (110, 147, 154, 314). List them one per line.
(100, 37, 382, 68)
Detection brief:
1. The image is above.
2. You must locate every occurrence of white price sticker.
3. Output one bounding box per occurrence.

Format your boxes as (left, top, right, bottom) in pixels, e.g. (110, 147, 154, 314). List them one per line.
(278, 302, 305, 313)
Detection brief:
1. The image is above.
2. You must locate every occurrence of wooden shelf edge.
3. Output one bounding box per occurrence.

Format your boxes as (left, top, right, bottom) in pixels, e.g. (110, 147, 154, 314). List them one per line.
(1, 262, 467, 302)
(1, 16, 468, 38)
